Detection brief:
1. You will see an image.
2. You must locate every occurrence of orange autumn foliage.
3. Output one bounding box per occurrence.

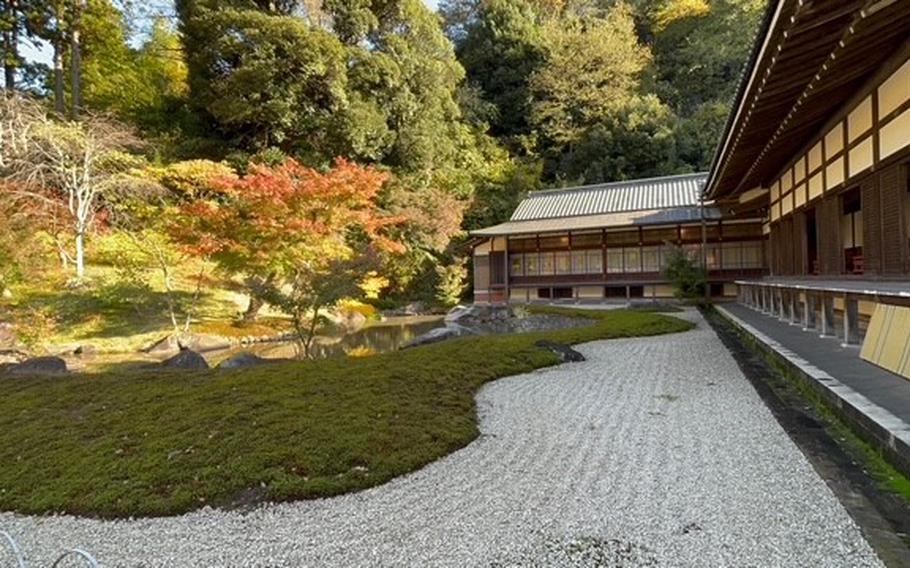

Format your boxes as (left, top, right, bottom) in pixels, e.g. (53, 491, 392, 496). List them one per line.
(172, 159, 407, 275)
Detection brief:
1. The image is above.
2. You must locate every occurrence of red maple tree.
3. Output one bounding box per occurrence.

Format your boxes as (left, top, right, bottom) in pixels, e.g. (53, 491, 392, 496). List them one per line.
(172, 158, 407, 321)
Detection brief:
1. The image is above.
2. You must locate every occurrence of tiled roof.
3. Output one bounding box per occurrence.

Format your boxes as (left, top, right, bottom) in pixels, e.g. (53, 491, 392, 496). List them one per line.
(511, 173, 708, 221)
(471, 206, 722, 237)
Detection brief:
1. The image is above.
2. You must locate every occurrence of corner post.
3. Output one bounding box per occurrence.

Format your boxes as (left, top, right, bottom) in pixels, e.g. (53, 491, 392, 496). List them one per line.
(820, 293, 835, 337)
(842, 294, 860, 346)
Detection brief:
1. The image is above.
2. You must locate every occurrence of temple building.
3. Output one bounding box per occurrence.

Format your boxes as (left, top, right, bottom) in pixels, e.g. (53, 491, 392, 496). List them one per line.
(470, 173, 766, 303)
(470, 0, 910, 370)
(706, 0, 910, 378)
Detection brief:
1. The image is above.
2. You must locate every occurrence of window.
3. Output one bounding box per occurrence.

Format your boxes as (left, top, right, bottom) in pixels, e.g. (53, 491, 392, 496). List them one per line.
(721, 242, 742, 269)
(539, 235, 569, 250)
(723, 223, 763, 239)
(525, 253, 539, 276)
(679, 226, 702, 243)
(606, 249, 624, 273)
(706, 244, 720, 270)
(510, 254, 524, 276)
(540, 252, 555, 275)
(642, 246, 660, 272)
(571, 232, 601, 248)
(642, 227, 678, 245)
(555, 252, 571, 275)
(586, 250, 603, 274)
(624, 247, 642, 273)
(508, 237, 536, 252)
(607, 230, 639, 247)
(571, 251, 586, 274)
(841, 188, 863, 274)
(742, 242, 763, 268)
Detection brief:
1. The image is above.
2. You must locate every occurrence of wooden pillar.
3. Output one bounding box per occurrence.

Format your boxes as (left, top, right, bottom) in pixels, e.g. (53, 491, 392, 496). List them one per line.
(504, 237, 510, 304)
(820, 294, 835, 337)
(803, 293, 817, 331)
(788, 292, 797, 324)
(777, 289, 787, 321)
(842, 294, 860, 346)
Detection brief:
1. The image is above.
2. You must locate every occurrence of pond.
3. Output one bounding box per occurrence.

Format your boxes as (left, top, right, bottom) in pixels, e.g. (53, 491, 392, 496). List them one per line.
(64, 316, 446, 372)
(207, 316, 445, 364)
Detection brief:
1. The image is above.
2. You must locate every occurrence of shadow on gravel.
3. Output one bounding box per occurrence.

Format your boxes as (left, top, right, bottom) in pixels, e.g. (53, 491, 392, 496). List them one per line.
(703, 306, 910, 567)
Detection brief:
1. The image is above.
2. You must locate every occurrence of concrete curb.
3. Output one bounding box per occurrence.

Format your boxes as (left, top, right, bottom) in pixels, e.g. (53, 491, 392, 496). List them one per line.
(716, 305, 910, 478)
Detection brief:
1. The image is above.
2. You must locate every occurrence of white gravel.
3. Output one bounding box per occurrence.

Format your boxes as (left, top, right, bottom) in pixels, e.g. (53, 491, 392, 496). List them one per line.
(0, 310, 883, 567)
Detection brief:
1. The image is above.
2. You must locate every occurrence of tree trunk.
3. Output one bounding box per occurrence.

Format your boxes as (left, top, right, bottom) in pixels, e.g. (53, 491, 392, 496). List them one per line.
(53, 38, 65, 115)
(242, 294, 265, 323)
(74, 230, 85, 281)
(2, 0, 19, 91)
(70, 1, 84, 118)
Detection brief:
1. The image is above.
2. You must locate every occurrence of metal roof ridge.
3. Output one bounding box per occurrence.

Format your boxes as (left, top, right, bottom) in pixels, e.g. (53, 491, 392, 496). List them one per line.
(526, 172, 708, 197)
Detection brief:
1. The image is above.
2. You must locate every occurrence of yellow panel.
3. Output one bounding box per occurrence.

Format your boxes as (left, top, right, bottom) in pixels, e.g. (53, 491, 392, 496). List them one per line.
(781, 192, 793, 216)
(848, 136, 874, 178)
(770, 181, 780, 202)
(826, 157, 845, 190)
(770, 200, 780, 222)
(825, 122, 844, 158)
(781, 172, 793, 193)
(879, 308, 910, 375)
(509, 289, 530, 301)
(861, 304, 910, 380)
(652, 285, 675, 298)
(808, 142, 823, 172)
(834, 297, 845, 311)
(858, 300, 876, 317)
(576, 286, 603, 299)
(794, 156, 807, 183)
(878, 58, 910, 118)
(808, 172, 824, 201)
(794, 182, 806, 209)
(861, 304, 889, 362)
(880, 108, 910, 160)
(848, 96, 873, 142)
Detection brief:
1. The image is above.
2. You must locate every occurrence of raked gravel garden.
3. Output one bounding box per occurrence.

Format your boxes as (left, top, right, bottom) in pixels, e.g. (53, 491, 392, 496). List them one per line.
(0, 310, 883, 566)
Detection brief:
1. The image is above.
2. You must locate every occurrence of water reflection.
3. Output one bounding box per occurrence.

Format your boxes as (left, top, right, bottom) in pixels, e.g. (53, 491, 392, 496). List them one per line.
(209, 316, 445, 363)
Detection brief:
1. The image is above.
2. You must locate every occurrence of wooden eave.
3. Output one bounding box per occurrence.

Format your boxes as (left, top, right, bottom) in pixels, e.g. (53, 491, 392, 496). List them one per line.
(706, 0, 910, 200)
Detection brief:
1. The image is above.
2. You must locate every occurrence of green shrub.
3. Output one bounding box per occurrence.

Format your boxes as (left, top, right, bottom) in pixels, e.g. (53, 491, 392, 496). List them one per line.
(663, 245, 707, 300)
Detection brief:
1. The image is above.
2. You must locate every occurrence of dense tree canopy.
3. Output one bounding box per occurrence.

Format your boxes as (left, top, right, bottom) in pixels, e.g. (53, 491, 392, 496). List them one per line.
(3, 0, 766, 304)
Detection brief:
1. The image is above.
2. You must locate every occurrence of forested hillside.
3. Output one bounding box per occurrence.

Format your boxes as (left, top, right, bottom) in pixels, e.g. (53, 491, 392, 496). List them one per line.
(0, 0, 764, 326)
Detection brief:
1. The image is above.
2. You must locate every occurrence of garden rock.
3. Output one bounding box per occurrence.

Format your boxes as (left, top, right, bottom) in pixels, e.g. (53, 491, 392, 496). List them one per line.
(145, 334, 180, 356)
(403, 324, 477, 348)
(534, 340, 585, 363)
(343, 311, 368, 332)
(162, 349, 210, 370)
(8, 356, 69, 375)
(0, 349, 29, 365)
(218, 353, 270, 369)
(0, 322, 17, 348)
(179, 333, 233, 353)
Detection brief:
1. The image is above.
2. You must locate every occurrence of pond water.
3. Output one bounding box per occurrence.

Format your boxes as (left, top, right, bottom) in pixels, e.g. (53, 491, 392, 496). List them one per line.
(207, 316, 445, 364)
(64, 316, 446, 372)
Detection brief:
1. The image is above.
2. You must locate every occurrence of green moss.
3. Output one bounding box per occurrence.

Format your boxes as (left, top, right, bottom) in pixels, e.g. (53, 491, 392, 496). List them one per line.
(0, 308, 693, 518)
